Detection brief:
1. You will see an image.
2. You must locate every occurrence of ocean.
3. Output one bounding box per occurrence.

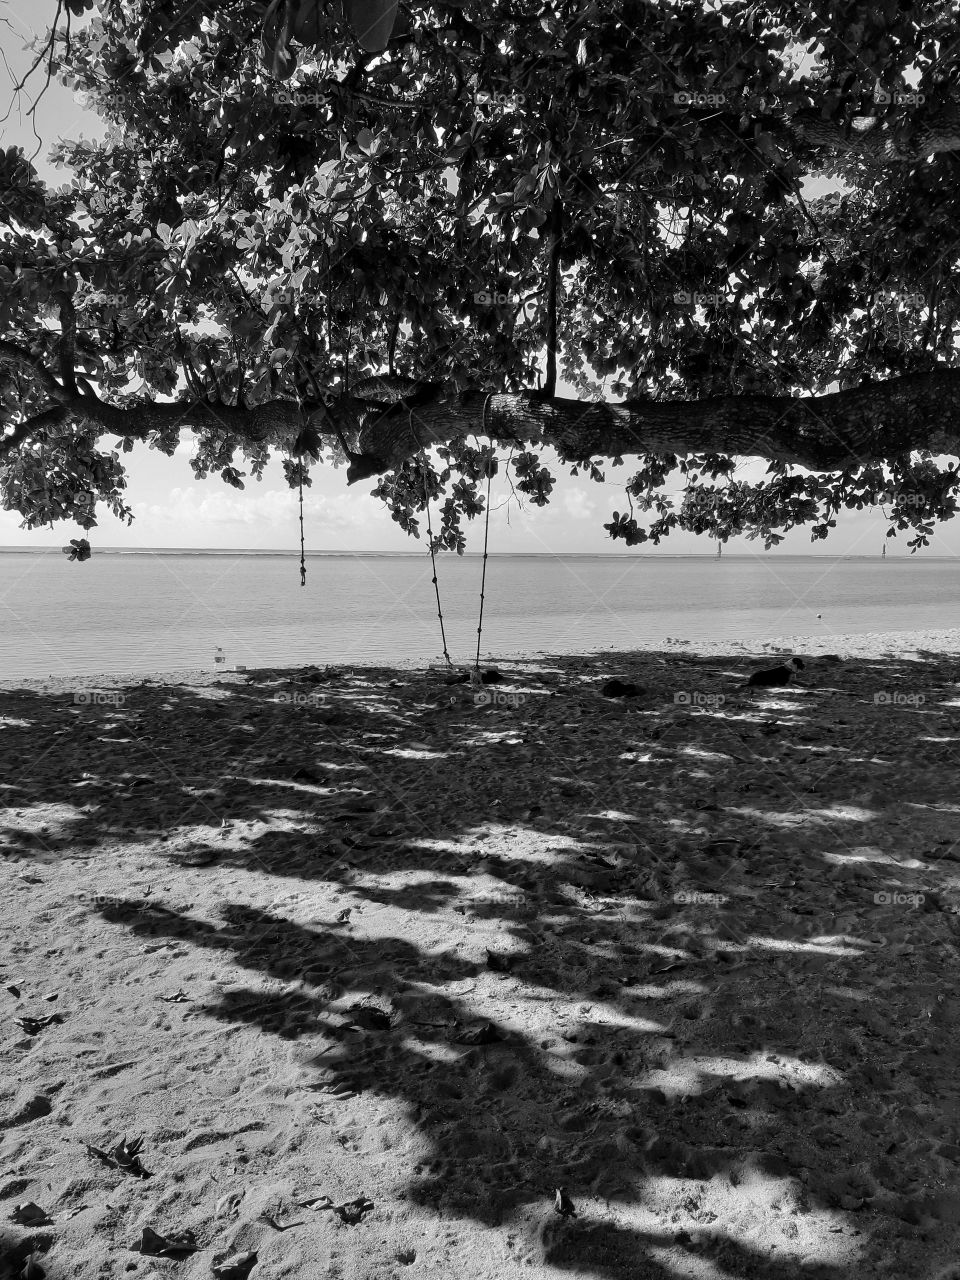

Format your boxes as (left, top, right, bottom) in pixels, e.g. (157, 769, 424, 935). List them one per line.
(1, 549, 959, 680)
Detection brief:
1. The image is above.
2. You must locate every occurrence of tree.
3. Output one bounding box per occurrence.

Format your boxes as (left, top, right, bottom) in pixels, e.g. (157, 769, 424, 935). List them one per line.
(3, 0, 960, 554)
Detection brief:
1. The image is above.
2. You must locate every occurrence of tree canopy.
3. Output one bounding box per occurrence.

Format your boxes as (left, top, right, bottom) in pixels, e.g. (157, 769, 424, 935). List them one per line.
(2, 0, 960, 553)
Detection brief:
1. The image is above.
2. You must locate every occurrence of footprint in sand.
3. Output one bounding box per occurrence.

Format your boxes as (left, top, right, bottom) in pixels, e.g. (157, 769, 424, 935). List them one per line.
(0, 1092, 53, 1130)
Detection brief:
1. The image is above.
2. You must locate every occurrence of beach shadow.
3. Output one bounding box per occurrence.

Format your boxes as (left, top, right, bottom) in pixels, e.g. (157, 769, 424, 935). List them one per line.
(2, 650, 959, 1276)
(98, 894, 859, 1272)
(0, 1231, 54, 1280)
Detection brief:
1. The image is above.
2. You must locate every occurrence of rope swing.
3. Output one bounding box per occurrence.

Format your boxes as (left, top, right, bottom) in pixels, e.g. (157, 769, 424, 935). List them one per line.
(298, 467, 306, 587)
(475, 457, 493, 671)
(420, 395, 495, 670)
(421, 447, 453, 667)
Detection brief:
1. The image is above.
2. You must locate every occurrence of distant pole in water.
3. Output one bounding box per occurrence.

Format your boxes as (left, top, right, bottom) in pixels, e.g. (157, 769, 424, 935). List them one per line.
(882, 544, 886, 559)
(715, 540, 722, 559)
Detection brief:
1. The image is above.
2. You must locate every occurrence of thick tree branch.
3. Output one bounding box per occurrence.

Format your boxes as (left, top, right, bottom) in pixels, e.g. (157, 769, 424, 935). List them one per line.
(175, 331, 208, 402)
(543, 197, 561, 399)
(0, 404, 71, 457)
(55, 290, 79, 396)
(790, 104, 960, 163)
(349, 369, 960, 477)
(0, 340, 69, 402)
(1, 391, 308, 454)
(86, 396, 308, 442)
(657, 104, 960, 173)
(4, 366, 960, 483)
(199, 345, 221, 401)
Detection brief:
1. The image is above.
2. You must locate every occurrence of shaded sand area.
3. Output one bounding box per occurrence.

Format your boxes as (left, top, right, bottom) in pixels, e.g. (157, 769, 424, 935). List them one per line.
(2, 638, 960, 1279)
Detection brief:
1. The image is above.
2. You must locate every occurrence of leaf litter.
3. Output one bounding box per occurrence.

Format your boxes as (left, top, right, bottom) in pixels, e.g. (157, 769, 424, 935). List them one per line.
(84, 1135, 151, 1178)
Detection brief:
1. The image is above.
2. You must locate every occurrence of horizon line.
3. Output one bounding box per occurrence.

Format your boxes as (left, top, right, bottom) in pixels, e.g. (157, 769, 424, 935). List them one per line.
(0, 546, 921, 558)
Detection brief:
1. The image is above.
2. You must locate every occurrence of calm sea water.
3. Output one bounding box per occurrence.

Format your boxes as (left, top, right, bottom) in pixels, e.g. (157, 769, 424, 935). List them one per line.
(1, 550, 959, 680)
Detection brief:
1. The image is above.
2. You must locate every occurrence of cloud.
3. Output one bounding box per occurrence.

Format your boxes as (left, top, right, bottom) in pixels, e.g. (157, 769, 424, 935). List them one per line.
(141, 484, 388, 531)
(561, 488, 596, 520)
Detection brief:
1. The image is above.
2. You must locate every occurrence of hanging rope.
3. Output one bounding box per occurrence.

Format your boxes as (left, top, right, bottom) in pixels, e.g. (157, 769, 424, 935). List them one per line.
(298, 468, 306, 587)
(416, 395, 495, 671)
(475, 464, 493, 670)
(291, 402, 314, 588)
(475, 396, 494, 670)
(421, 447, 453, 666)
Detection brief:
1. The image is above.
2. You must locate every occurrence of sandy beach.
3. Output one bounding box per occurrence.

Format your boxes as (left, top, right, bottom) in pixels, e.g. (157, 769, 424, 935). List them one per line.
(2, 634, 960, 1279)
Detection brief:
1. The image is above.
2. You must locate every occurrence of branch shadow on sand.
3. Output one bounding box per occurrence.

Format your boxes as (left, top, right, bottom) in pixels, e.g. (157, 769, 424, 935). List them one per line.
(2, 648, 959, 1277)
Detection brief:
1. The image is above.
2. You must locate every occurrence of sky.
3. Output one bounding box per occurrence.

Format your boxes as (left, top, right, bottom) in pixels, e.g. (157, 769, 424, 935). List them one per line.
(0, 5, 955, 558)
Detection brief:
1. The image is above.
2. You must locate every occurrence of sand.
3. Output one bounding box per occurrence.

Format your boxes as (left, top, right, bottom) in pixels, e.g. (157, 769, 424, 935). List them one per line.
(2, 633, 960, 1280)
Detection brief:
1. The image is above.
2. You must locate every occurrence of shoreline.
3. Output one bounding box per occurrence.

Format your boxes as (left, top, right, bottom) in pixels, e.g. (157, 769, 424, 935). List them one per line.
(0, 546, 941, 557)
(2, 626, 958, 693)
